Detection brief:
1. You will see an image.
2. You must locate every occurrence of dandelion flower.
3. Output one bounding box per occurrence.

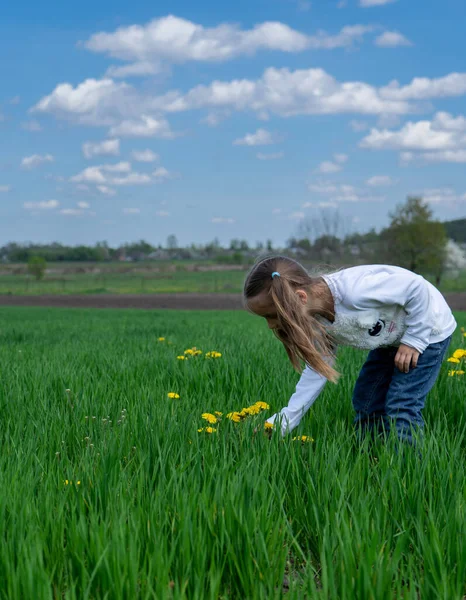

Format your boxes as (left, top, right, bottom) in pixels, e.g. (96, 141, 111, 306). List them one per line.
(226, 412, 243, 423)
(255, 401, 270, 410)
(205, 351, 222, 359)
(447, 357, 461, 363)
(158, 337, 166, 342)
(452, 349, 466, 359)
(292, 436, 314, 442)
(264, 422, 274, 430)
(198, 427, 216, 434)
(201, 413, 218, 424)
(215, 411, 223, 417)
(167, 392, 180, 399)
(177, 356, 186, 360)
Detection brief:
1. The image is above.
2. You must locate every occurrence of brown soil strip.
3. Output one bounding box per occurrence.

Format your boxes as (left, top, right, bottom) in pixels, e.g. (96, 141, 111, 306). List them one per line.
(0, 292, 465, 311)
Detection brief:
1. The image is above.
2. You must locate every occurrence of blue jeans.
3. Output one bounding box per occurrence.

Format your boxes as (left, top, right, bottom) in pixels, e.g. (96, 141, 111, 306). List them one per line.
(352, 336, 452, 444)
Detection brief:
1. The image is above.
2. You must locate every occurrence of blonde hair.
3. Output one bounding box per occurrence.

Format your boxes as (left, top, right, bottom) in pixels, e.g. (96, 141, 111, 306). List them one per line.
(243, 255, 339, 383)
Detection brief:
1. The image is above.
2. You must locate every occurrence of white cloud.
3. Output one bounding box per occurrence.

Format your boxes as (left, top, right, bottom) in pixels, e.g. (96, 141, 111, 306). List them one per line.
(82, 138, 120, 158)
(24, 200, 59, 210)
(0, 185, 11, 193)
(257, 152, 284, 160)
(309, 180, 384, 203)
(97, 185, 116, 195)
(360, 112, 466, 157)
(113, 173, 152, 185)
(9, 96, 20, 105)
(131, 149, 159, 162)
(60, 208, 85, 216)
(380, 73, 466, 101)
(360, 0, 397, 5)
(288, 211, 305, 220)
(318, 201, 338, 208)
(211, 216, 235, 223)
(306, 25, 375, 49)
(77, 201, 90, 209)
(102, 161, 131, 173)
(375, 31, 413, 48)
(316, 160, 342, 173)
(21, 120, 43, 132)
(156, 210, 170, 217)
(123, 207, 141, 214)
(349, 119, 369, 132)
(200, 111, 231, 127)
(420, 188, 466, 205)
(71, 166, 107, 184)
(234, 128, 276, 146)
(153, 166, 176, 182)
(85, 16, 310, 62)
(366, 175, 396, 186)
(21, 154, 54, 169)
(333, 153, 348, 163)
(272, 208, 282, 214)
(109, 115, 174, 138)
(106, 61, 161, 79)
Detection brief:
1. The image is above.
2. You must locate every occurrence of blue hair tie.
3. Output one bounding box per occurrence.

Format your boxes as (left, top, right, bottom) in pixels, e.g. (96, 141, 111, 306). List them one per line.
(271, 271, 280, 279)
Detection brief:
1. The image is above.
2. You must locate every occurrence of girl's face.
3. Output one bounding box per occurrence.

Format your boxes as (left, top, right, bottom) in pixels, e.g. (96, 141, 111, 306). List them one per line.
(247, 291, 280, 330)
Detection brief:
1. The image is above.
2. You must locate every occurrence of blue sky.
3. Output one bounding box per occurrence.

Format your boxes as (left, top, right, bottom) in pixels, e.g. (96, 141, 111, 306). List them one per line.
(1, 0, 466, 248)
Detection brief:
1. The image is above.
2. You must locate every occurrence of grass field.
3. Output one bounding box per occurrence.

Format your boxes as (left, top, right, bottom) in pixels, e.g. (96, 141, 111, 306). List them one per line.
(1, 307, 465, 599)
(1, 262, 466, 295)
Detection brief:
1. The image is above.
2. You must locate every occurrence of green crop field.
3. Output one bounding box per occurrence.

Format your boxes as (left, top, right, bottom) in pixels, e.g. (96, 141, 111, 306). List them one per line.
(1, 307, 465, 599)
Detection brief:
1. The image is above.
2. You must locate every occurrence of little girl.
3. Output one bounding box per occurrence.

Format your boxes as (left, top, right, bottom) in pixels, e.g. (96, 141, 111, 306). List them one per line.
(244, 256, 457, 443)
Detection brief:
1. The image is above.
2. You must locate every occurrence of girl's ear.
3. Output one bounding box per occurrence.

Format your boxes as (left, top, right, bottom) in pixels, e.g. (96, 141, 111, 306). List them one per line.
(295, 289, 308, 305)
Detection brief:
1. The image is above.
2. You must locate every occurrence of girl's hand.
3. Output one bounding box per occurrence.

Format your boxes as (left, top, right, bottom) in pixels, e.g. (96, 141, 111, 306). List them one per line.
(395, 344, 420, 373)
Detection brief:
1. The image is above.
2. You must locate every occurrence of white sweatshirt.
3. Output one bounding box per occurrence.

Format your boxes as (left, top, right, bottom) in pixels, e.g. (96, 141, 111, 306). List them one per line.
(266, 264, 457, 436)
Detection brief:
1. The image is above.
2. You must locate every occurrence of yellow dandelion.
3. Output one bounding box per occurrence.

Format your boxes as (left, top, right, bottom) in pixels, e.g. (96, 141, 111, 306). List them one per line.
(457, 370, 465, 375)
(198, 427, 217, 434)
(226, 412, 243, 422)
(215, 411, 223, 417)
(201, 413, 218, 424)
(452, 349, 466, 359)
(292, 436, 314, 443)
(77, 481, 81, 485)
(158, 337, 166, 342)
(255, 401, 270, 410)
(448, 370, 456, 377)
(205, 351, 222, 358)
(264, 422, 274, 430)
(447, 357, 461, 363)
(184, 349, 194, 355)
(167, 392, 180, 399)
(177, 356, 186, 360)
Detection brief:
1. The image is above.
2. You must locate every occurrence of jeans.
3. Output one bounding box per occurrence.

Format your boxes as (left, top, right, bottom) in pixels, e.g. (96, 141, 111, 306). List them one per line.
(352, 336, 452, 444)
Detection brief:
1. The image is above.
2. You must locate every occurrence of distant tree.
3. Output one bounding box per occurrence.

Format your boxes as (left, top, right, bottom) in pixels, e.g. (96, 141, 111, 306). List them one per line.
(381, 196, 447, 281)
(166, 235, 178, 250)
(28, 256, 47, 280)
(266, 239, 274, 251)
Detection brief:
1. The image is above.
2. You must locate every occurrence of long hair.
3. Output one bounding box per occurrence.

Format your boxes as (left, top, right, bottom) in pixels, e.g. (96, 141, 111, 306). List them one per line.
(243, 255, 339, 383)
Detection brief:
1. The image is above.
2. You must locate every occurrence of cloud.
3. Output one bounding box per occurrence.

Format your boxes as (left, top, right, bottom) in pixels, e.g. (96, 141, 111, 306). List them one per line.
(70, 162, 151, 186)
(24, 200, 59, 210)
(0, 185, 11, 193)
(349, 119, 369, 131)
(211, 216, 235, 223)
(131, 149, 159, 162)
(77, 201, 90, 209)
(288, 211, 305, 220)
(366, 175, 396, 186)
(380, 73, 466, 100)
(152, 67, 415, 117)
(360, 112, 466, 157)
(34, 66, 419, 135)
(375, 31, 413, 47)
(156, 210, 170, 217)
(9, 96, 21, 105)
(123, 207, 141, 214)
(309, 180, 384, 202)
(109, 115, 175, 138)
(97, 185, 116, 195)
(106, 61, 161, 79)
(272, 208, 282, 214)
(333, 153, 348, 163)
(60, 208, 85, 216)
(418, 188, 466, 205)
(233, 128, 276, 146)
(82, 138, 120, 158)
(360, 0, 397, 5)
(257, 152, 284, 160)
(153, 166, 176, 182)
(21, 120, 43, 132)
(316, 160, 342, 173)
(21, 154, 54, 169)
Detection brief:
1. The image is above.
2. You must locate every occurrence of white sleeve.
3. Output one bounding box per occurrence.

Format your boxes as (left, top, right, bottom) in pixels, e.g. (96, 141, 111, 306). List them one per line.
(347, 268, 434, 353)
(266, 364, 328, 437)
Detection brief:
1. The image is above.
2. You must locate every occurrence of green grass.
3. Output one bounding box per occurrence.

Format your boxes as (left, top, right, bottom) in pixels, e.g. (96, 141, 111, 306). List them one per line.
(0, 262, 465, 295)
(0, 307, 465, 599)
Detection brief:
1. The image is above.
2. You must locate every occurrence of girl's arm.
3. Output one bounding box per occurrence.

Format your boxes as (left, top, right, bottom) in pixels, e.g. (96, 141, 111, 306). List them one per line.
(347, 267, 435, 354)
(265, 364, 329, 436)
